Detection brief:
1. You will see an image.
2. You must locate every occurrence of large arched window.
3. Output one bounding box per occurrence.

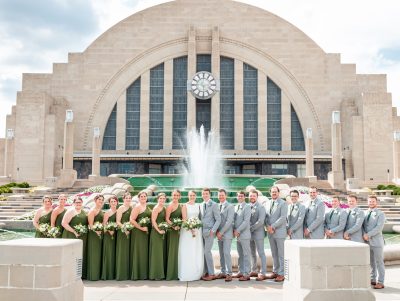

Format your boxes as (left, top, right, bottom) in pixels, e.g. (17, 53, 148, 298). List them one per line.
(126, 78, 141, 150)
(149, 63, 164, 150)
(267, 78, 281, 151)
(220, 56, 235, 149)
(243, 63, 258, 150)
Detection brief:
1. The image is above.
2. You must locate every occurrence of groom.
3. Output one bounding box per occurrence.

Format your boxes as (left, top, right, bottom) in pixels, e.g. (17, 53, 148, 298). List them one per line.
(200, 188, 221, 281)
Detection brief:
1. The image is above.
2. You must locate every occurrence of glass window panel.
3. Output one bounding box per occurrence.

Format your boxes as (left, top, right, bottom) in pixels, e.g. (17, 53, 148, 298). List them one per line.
(220, 56, 234, 149)
(149, 63, 164, 150)
(102, 104, 117, 150)
(267, 78, 282, 151)
(173, 56, 188, 149)
(243, 63, 258, 150)
(126, 78, 141, 150)
(291, 105, 305, 151)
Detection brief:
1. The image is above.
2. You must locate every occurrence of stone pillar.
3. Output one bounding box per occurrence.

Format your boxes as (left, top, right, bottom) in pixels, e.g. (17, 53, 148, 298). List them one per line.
(281, 92, 291, 151)
(187, 26, 196, 131)
(0, 238, 83, 301)
(91, 127, 101, 177)
(211, 26, 220, 133)
(283, 240, 374, 301)
(393, 131, 400, 182)
(328, 111, 344, 189)
(139, 70, 150, 150)
(305, 128, 315, 178)
(4, 129, 14, 179)
(234, 59, 243, 150)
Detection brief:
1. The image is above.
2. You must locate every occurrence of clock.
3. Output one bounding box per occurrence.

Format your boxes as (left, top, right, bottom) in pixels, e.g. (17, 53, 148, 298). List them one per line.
(189, 71, 218, 99)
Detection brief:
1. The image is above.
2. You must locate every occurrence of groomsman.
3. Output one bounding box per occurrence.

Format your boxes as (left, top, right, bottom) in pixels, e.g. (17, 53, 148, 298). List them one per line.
(287, 189, 306, 239)
(248, 190, 268, 281)
(216, 189, 235, 282)
(344, 194, 365, 242)
(324, 196, 347, 239)
(363, 195, 386, 289)
(265, 186, 288, 282)
(304, 186, 325, 239)
(233, 191, 252, 281)
(200, 188, 221, 281)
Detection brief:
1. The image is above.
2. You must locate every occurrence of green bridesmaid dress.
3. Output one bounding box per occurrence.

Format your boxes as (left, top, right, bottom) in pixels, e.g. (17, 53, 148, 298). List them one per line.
(166, 205, 182, 280)
(101, 212, 117, 280)
(115, 207, 132, 281)
(62, 210, 88, 279)
(55, 208, 66, 237)
(35, 210, 52, 238)
(149, 207, 167, 280)
(87, 211, 104, 281)
(131, 206, 152, 280)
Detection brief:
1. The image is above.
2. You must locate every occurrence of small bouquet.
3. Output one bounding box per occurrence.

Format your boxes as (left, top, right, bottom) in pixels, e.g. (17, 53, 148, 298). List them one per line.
(105, 222, 118, 239)
(120, 222, 134, 237)
(182, 217, 202, 237)
(91, 221, 104, 238)
(158, 222, 169, 239)
(38, 223, 50, 236)
(171, 218, 183, 230)
(138, 217, 151, 233)
(74, 224, 88, 237)
(48, 226, 61, 238)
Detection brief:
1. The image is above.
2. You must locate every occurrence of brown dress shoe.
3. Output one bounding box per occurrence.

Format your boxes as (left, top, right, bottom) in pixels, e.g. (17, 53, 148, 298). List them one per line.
(225, 275, 233, 282)
(274, 275, 285, 282)
(215, 273, 226, 279)
(371, 281, 377, 286)
(265, 273, 278, 279)
(239, 275, 250, 281)
(202, 274, 216, 281)
(249, 272, 259, 277)
(233, 273, 243, 278)
(374, 283, 384, 289)
(256, 274, 267, 281)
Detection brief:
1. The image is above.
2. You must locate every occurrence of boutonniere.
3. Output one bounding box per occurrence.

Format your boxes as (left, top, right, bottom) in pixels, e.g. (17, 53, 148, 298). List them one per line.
(352, 211, 356, 216)
(372, 212, 377, 217)
(251, 207, 256, 215)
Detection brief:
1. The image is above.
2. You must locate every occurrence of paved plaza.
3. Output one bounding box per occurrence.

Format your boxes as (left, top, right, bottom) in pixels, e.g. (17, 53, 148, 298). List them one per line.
(84, 266, 400, 301)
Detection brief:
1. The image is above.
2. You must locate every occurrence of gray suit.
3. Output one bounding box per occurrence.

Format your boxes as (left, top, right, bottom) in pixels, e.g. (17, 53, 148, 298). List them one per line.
(265, 198, 288, 276)
(201, 200, 221, 275)
(287, 202, 306, 239)
(324, 207, 347, 239)
(234, 202, 251, 275)
(305, 198, 325, 239)
(217, 201, 234, 275)
(249, 202, 267, 275)
(344, 207, 365, 243)
(363, 209, 386, 284)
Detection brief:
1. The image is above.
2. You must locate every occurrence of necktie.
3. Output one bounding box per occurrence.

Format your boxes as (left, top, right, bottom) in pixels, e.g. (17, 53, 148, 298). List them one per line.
(329, 209, 335, 221)
(290, 204, 295, 216)
(270, 201, 275, 214)
(366, 210, 372, 221)
(203, 203, 207, 215)
(219, 204, 223, 212)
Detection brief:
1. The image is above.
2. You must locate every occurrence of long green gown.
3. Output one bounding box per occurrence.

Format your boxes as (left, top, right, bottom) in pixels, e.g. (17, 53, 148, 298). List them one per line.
(166, 205, 182, 280)
(115, 207, 132, 281)
(35, 210, 52, 238)
(149, 207, 167, 280)
(101, 212, 117, 280)
(131, 206, 152, 280)
(86, 210, 104, 281)
(55, 208, 66, 238)
(61, 210, 88, 279)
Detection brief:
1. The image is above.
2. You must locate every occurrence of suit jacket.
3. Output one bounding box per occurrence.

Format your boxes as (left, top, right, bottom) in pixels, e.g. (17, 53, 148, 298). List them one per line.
(344, 207, 365, 243)
(363, 208, 385, 247)
(217, 201, 235, 240)
(249, 201, 266, 240)
(201, 200, 221, 236)
(234, 202, 251, 240)
(324, 207, 347, 238)
(265, 198, 288, 239)
(305, 197, 325, 239)
(287, 202, 306, 239)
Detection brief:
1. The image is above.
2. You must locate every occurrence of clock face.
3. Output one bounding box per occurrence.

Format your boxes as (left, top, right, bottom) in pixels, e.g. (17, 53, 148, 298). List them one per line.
(191, 71, 217, 99)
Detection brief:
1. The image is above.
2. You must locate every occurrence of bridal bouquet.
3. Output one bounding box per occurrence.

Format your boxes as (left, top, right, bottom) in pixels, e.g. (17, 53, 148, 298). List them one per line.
(105, 222, 118, 239)
(138, 217, 151, 234)
(120, 222, 134, 237)
(74, 224, 88, 237)
(158, 222, 170, 239)
(171, 218, 183, 230)
(91, 222, 104, 238)
(48, 226, 61, 238)
(38, 223, 50, 236)
(182, 217, 202, 237)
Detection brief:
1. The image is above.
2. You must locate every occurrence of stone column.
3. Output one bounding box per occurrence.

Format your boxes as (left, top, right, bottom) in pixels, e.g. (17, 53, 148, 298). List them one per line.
(91, 127, 101, 177)
(139, 70, 150, 150)
(305, 128, 315, 178)
(187, 26, 196, 131)
(3, 129, 14, 179)
(328, 111, 344, 189)
(211, 26, 220, 133)
(281, 92, 291, 151)
(393, 131, 400, 182)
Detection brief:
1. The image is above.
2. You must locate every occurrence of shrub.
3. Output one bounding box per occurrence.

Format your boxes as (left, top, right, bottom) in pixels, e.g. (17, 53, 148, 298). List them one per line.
(16, 182, 30, 188)
(377, 184, 386, 190)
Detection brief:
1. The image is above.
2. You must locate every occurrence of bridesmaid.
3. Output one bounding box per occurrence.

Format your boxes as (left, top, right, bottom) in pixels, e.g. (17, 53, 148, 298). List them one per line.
(115, 192, 132, 281)
(62, 196, 88, 279)
(165, 189, 182, 280)
(50, 194, 67, 237)
(86, 194, 105, 281)
(33, 196, 53, 238)
(101, 195, 118, 280)
(149, 193, 167, 280)
(130, 191, 151, 280)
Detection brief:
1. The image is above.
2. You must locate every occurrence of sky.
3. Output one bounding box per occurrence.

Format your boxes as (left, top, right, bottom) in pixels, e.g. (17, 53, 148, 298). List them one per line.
(0, 0, 400, 138)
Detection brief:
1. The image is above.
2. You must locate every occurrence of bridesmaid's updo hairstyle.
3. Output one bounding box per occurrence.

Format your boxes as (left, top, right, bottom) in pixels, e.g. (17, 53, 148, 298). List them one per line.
(137, 191, 147, 198)
(157, 193, 166, 201)
(94, 194, 104, 202)
(108, 195, 118, 203)
(42, 195, 53, 203)
(188, 190, 196, 196)
(172, 189, 181, 195)
(74, 196, 83, 203)
(123, 192, 132, 199)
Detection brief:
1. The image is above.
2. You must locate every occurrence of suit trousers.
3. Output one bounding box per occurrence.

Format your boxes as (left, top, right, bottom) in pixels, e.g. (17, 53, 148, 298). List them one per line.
(269, 236, 285, 276)
(203, 234, 215, 275)
(218, 238, 232, 275)
(250, 238, 267, 275)
(237, 238, 251, 275)
(370, 246, 385, 284)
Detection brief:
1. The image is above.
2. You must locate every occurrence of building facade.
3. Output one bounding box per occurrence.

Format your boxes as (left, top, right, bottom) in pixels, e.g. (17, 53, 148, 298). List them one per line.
(1, 0, 398, 186)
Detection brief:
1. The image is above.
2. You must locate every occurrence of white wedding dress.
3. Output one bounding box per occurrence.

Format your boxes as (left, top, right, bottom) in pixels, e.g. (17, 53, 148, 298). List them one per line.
(178, 203, 204, 281)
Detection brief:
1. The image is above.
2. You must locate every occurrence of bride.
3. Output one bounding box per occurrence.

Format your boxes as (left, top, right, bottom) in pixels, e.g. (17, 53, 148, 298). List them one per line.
(178, 190, 204, 281)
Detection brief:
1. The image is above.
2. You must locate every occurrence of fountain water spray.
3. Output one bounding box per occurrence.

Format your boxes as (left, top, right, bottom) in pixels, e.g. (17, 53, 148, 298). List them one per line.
(183, 125, 224, 188)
